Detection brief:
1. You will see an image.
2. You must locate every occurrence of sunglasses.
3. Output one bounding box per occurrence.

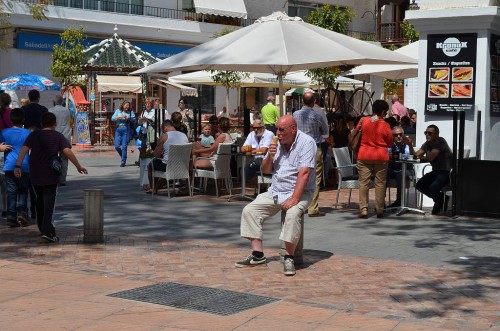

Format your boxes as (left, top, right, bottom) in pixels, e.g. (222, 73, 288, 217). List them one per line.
(393, 133, 403, 137)
(424, 131, 434, 136)
(277, 125, 292, 132)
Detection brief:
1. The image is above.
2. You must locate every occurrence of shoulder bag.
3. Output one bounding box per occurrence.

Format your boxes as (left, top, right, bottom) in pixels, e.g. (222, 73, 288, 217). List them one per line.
(349, 118, 364, 153)
(35, 130, 62, 176)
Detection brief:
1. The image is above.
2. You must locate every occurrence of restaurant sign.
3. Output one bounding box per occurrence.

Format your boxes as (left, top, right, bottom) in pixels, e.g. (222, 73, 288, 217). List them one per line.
(425, 33, 477, 114)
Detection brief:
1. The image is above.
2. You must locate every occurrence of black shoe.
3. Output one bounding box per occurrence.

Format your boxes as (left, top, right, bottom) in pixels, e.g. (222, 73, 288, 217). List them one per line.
(120, 163, 125, 167)
(41, 234, 59, 243)
(6, 219, 20, 228)
(1, 211, 6, 218)
(388, 200, 401, 208)
(135, 161, 140, 166)
(431, 203, 442, 215)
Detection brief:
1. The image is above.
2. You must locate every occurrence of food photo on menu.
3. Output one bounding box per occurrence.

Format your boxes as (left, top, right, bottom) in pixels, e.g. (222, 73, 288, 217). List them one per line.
(452, 84, 473, 98)
(428, 84, 449, 98)
(429, 68, 450, 81)
(452, 67, 473, 81)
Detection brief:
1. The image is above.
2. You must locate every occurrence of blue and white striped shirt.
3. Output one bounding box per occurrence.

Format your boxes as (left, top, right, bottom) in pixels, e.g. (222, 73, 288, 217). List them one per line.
(269, 130, 317, 204)
(293, 106, 329, 144)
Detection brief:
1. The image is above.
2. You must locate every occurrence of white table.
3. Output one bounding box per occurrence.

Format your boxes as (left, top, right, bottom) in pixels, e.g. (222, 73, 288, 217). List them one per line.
(227, 153, 255, 202)
(387, 159, 426, 216)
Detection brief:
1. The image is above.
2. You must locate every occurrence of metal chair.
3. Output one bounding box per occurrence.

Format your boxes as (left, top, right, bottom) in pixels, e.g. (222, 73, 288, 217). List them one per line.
(192, 143, 233, 197)
(332, 147, 372, 209)
(257, 164, 273, 194)
(152, 143, 193, 198)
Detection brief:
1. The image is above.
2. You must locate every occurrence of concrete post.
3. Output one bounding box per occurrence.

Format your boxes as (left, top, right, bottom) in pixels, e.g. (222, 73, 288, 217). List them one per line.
(84, 189, 104, 243)
(280, 211, 304, 265)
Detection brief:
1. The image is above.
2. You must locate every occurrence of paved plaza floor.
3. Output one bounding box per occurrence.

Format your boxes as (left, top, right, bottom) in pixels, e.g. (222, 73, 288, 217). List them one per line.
(0, 146, 498, 330)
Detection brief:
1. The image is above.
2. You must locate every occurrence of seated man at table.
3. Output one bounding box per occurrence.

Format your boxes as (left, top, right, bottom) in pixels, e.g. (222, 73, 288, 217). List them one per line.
(146, 120, 189, 194)
(412, 124, 452, 214)
(235, 115, 316, 276)
(241, 119, 274, 183)
(387, 126, 413, 208)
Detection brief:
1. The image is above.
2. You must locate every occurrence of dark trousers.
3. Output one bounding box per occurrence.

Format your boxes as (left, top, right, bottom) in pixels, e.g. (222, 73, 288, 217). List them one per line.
(264, 124, 276, 135)
(415, 170, 449, 205)
(33, 184, 58, 236)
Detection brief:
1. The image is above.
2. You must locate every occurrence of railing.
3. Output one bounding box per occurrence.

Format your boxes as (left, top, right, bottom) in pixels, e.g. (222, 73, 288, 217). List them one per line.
(346, 30, 376, 42)
(14, 0, 256, 27)
(378, 22, 405, 44)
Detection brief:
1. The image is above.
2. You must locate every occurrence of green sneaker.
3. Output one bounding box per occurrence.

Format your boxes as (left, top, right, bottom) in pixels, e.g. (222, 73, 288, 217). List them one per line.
(235, 254, 266, 268)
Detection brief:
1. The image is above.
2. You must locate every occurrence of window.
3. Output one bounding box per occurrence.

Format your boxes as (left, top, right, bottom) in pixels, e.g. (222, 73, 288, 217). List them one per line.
(288, 1, 319, 20)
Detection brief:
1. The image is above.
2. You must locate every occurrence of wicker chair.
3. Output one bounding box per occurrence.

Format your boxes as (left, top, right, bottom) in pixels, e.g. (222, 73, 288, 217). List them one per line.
(332, 147, 373, 209)
(192, 143, 233, 197)
(152, 143, 193, 198)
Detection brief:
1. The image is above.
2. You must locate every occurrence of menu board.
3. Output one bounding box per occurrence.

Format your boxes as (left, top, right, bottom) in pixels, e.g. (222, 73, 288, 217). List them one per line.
(490, 34, 500, 116)
(425, 34, 477, 114)
(76, 112, 91, 145)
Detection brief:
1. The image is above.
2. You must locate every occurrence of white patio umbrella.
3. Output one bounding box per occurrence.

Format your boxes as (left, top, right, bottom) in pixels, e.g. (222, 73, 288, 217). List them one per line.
(169, 70, 310, 88)
(344, 41, 419, 80)
(133, 12, 417, 114)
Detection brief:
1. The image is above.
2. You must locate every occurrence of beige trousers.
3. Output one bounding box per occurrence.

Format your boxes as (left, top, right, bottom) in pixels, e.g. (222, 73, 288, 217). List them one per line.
(308, 147, 323, 215)
(357, 160, 388, 214)
(240, 191, 311, 245)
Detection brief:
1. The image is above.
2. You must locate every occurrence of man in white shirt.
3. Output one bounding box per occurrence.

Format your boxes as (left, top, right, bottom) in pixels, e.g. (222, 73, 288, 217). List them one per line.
(241, 119, 274, 182)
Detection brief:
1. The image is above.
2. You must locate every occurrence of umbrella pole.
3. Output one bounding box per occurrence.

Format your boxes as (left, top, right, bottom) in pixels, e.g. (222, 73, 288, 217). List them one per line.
(278, 73, 284, 116)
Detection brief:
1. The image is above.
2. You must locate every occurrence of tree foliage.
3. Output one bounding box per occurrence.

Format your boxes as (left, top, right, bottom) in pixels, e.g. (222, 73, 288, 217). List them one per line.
(1, 1, 51, 49)
(305, 4, 355, 88)
(401, 19, 419, 44)
(50, 27, 86, 89)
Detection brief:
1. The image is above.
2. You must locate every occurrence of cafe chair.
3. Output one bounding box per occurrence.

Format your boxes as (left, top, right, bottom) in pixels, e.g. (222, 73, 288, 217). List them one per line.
(386, 168, 414, 206)
(257, 165, 273, 194)
(192, 143, 233, 197)
(152, 143, 193, 198)
(416, 163, 433, 210)
(332, 147, 373, 209)
(440, 168, 454, 212)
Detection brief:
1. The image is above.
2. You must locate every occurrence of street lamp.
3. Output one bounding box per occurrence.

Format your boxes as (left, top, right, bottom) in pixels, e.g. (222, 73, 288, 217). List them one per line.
(409, 0, 420, 10)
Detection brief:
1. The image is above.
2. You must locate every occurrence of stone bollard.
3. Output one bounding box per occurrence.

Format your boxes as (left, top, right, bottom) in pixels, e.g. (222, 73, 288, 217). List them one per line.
(83, 189, 104, 243)
(280, 211, 304, 265)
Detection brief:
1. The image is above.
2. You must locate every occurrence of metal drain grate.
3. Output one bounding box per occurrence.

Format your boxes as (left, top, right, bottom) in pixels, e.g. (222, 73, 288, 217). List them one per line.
(108, 282, 279, 316)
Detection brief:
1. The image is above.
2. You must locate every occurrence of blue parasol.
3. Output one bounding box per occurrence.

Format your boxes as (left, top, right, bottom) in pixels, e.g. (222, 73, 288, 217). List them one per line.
(0, 74, 61, 91)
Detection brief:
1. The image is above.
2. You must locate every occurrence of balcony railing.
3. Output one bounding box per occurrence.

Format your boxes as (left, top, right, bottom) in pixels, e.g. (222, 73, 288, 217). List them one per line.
(14, 0, 256, 27)
(346, 30, 376, 42)
(378, 22, 405, 44)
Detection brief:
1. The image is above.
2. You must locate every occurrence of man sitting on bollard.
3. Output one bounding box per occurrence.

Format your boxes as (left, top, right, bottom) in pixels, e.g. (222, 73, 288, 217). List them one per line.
(235, 115, 316, 276)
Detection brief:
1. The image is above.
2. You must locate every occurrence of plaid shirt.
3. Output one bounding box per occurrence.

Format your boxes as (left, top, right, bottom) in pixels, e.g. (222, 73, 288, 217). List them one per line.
(269, 130, 317, 204)
(293, 106, 329, 144)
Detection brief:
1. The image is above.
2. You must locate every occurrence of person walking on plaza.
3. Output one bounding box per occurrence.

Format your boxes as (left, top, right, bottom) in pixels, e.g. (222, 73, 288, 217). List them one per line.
(413, 124, 452, 215)
(112, 100, 136, 167)
(293, 91, 329, 217)
(14, 112, 87, 242)
(22, 89, 48, 129)
(0, 108, 30, 227)
(261, 96, 280, 134)
(235, 115, 316, 276)
(49, 95, 72, 185)
(390, 94, 409, 119)
(356, 100, 393, 219)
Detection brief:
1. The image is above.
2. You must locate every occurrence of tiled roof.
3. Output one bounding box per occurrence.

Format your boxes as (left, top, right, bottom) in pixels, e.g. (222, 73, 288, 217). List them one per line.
(83, 33, 159, 69)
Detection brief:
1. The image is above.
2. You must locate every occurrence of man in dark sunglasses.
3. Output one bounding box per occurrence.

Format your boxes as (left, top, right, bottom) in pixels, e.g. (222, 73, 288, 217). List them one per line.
(236, 115, 316, 276)
(387, 126, 414, 208)
(413, 125, 452, 214)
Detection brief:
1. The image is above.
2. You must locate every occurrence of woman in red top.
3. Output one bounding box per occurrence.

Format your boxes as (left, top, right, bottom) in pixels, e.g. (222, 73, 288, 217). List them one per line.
(356, 100, 393, 218)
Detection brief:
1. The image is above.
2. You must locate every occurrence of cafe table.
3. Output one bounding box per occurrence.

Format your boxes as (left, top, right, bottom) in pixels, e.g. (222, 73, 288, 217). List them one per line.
(227, 151, 263, 202)
(386, 158, 426, 216)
